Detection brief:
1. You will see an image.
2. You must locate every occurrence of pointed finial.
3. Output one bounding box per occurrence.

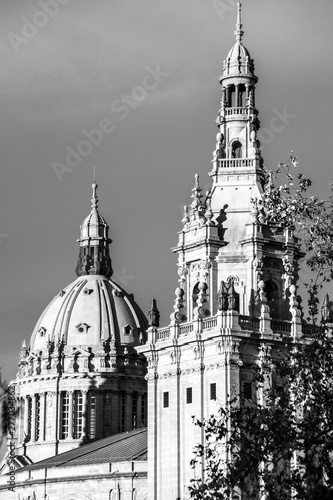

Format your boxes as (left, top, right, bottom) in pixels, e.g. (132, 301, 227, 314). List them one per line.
(235, 2, 244, 43)
(91, 173, 98, 211)
(191, 174, 203, 208)
(148, 298, 160, 328)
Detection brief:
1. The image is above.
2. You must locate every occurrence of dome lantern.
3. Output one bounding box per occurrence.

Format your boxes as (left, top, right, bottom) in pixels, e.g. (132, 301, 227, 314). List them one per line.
(75, 179, 113, 278)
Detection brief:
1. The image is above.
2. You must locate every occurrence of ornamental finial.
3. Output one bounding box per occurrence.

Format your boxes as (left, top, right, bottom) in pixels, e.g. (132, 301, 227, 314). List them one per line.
(191, 174, 203, 209)
(235, 2, 244, 43)
(91, 164, 98, 211)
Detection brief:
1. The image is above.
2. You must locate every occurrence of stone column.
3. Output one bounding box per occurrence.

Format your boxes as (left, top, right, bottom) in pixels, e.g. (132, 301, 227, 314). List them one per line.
(82, 390, 88, 439)
(245, 83, 250, 103)
(235, 85, 239, 108)
(68, 391, 73, 439)
(222, 88, 226, 107)
(45, 392, 56, 441)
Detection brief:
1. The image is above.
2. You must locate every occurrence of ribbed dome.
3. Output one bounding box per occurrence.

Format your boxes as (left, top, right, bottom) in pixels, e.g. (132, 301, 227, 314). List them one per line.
(222, 41, 255, 78)
(30, 275, 147, 353)
(227, 41, 251, 65)
(220, 2, 256, 79)
(80, 209, 109, 239)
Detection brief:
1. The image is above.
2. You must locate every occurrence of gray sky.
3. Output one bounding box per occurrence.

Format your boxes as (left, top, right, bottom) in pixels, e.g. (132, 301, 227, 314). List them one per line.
(0, 0, 333, 382)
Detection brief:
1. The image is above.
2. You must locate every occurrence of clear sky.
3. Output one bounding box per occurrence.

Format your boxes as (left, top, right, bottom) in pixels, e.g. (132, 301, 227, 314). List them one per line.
(0, 0, 333, 383)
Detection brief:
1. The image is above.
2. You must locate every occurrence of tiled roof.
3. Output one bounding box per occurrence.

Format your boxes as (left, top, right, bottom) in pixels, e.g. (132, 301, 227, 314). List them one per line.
(24, 428, 147, 470)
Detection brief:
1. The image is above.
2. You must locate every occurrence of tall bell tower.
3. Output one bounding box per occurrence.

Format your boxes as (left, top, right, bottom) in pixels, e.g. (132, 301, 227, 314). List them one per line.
(138, 4, 303, 499)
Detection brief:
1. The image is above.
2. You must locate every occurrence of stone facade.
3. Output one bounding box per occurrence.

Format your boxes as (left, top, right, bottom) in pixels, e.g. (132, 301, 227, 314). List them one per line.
(137, 4, 304, 499)
(0, 460, 147, 500)
(0, 4, 316, 500)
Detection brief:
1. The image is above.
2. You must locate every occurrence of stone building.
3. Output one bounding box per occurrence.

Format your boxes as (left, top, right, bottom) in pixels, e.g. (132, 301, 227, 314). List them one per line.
(0, 180, 149, 499)
(0, 3, 318, 500)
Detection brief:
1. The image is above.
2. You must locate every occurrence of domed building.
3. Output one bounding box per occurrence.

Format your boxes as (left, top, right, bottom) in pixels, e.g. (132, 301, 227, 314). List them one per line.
(0, 4, 316, 500)
(11, 181, 148, 464)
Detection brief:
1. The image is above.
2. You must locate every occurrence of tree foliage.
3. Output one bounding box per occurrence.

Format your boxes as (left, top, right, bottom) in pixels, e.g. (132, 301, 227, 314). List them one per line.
(256, 152, 333, 320)
(190, 333, 333, 500)
(189, 156, 333, 500)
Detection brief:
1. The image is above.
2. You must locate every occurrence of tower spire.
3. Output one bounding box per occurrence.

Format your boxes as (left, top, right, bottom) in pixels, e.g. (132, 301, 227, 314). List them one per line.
(234, 2, 244, 43)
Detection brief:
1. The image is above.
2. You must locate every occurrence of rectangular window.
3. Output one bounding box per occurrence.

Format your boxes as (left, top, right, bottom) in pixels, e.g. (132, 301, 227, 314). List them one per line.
(121, 392, 126, 431)
(210, 383, 217, 401)
(88, 393, 96, 440)
(186, 387, 192, 404)
(141, 393, 147, 426)
(19, 398, 24, 443)
(163, 392, 169, 408)
(27, 397, 32, 441)
(35, 395, 40, 441)
(243, 381, 252, 400)
(60, 392, 69, 440)
(73, 391, 83, 439)
(132, 392, 138, 429)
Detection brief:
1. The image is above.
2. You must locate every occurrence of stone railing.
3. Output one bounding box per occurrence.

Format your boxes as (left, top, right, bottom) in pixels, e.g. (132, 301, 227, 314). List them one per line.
(156, 328, 171, 341)
(225, 107, 249, 116)
(202, 318, 218, 330)
(271, 320, 292, 335)
(239, 315, 260, 331)
(218, 158, 254, 169)
(154, 316, 316, 343)
(302, 324, 321, 336)
(179, 323, 194, 335)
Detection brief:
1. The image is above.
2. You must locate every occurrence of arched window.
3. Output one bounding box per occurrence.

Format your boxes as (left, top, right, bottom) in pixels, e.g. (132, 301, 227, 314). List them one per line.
(265, 280, 281, 319)
(232, 141, 242, 158)
(192, 283, 200, 314)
